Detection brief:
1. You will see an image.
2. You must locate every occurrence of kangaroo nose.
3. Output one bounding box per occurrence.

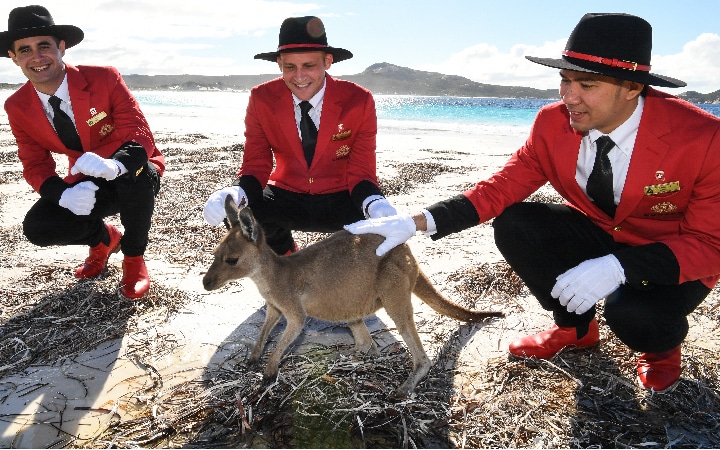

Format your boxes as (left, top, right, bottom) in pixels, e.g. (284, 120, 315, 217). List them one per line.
(202, 274, 214, 291)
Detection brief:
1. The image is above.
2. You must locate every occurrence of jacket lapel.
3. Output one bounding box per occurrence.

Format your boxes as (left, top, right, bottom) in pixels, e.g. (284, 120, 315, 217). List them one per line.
(17, 82, 68, 151)
(66, 65, 90, 151)
(271, 84, 308, 167)
(616, 91, 672, 220)
(551, 121, 586, 201)
(315, 75, 341, 163)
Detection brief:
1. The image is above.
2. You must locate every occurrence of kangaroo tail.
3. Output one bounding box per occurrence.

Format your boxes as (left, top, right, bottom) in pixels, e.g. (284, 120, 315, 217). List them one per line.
(413, 268, 504, 322)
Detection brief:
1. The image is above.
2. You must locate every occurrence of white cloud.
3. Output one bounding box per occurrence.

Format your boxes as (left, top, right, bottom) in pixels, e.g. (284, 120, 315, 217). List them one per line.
(420, 33, 720, 94)
(2, 2, 717, 94)
(653, 33, 720, 94)
(419, 38, 566, 91)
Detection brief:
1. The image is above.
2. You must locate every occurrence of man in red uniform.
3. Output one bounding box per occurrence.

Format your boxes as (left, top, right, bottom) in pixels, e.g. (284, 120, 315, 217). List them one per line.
(203, 16, 394, 255)
(2, 5, 164, 299)
(347, 13, 720, 393)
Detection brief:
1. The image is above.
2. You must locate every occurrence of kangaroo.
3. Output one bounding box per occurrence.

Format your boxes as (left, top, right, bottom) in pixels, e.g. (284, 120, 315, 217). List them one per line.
(203, 196, 504, 399)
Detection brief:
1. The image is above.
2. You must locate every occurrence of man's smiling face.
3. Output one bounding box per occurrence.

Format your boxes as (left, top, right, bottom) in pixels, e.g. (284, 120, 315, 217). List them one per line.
(9, 35, 66, 94)
(278, 51, 332, 101)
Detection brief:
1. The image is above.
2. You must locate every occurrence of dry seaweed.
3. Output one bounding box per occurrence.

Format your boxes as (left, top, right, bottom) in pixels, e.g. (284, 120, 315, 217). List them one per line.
(1, 137, 718, 448)
(81, 263, 720, 449)
(0, 266, 196, 378)
(379, 162, 472, 196)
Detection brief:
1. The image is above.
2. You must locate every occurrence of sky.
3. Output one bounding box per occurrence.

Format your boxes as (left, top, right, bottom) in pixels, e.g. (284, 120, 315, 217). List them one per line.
(1, 0, 719, 94)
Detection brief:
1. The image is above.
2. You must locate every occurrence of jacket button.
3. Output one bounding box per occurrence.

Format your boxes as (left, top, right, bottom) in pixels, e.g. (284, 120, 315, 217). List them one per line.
(613, 226, 623, 231)
(309, 178, 314, 183)
(641, 280, 649, 286)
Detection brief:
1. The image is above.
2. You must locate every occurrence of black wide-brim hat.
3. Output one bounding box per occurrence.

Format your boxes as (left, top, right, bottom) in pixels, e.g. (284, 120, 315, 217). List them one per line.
(254, 16, 353, 63)
(526, 13, 685, 88)
(0, 5, 83, 57)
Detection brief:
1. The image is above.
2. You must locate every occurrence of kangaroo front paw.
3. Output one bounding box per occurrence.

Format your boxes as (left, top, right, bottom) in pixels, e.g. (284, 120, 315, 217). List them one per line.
(389, 386, 410, 402)
(262, 366, 279, 382)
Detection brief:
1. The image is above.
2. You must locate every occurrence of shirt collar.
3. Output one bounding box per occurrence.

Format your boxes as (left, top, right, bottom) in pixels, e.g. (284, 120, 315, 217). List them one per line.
(588, 95, 645, 156)
(35, 73, 71, 107)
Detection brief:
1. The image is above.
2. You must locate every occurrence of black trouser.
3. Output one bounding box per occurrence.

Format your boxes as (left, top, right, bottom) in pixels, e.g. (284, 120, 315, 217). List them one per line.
(248, 185, 365, 255)
(23, 162, 160, 257)
(492, 202, 709, 353)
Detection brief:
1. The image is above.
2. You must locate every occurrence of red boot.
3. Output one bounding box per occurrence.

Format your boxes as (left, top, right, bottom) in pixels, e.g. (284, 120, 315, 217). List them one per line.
(121, 255, 150, 299)
(75, 224, 122, 278)
(509, 318, 600, 359)
(637, 346, 681, 393)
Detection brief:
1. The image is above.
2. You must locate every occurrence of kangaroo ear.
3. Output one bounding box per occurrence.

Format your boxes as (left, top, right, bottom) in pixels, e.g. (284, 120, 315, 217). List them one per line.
(238, 207, 261, 244)
(224, 195, 241, 227)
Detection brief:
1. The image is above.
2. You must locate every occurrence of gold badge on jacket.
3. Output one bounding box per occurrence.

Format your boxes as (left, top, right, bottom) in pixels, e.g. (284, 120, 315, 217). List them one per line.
(644, 181, 680, 196)
(336, 145, 351, 158)
(332, 123, 352, 141)
(99, 123, 114, 137)
(86, 107, 108, 127)
(650, 202, 678, 214)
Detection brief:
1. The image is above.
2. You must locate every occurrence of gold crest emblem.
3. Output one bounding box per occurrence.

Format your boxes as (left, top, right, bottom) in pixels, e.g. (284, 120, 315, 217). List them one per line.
(651, 202, 678, 214)
(99, 123, 114, 137)
(336, 145, 351, 158)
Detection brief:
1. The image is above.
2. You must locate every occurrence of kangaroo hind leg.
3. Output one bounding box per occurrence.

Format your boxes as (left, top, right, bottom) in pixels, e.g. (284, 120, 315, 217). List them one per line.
(382, 288, 431, 400)
(348, 319, 378, 355)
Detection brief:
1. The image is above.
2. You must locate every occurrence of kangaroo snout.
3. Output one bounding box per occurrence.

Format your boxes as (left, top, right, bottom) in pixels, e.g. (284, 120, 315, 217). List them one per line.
(202, 274, 216, 291)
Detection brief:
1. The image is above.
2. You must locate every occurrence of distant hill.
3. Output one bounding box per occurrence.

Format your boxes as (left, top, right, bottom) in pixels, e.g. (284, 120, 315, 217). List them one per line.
(677, 90, 720, 105)
(121, 73, 276, 92)
(341, 63, 558, 98)
(121, 62, 558, 99)
(3, 63, 718, 102)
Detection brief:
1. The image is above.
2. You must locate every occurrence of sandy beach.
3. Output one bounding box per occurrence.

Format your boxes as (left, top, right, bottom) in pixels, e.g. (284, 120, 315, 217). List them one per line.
(1, 94, 719, 448)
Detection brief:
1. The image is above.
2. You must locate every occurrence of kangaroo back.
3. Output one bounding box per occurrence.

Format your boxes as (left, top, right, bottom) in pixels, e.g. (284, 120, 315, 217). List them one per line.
(412, 269, 504, 322)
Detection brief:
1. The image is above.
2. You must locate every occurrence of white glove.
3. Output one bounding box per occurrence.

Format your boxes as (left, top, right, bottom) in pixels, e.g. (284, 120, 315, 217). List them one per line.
(551, 255, 626, 315)
(58, 181, 99, 215)
(70, 152, 125, 180)
(344, 213, 416, 256)
(366, 198, 398, 219)
(203, 186, 248, 226)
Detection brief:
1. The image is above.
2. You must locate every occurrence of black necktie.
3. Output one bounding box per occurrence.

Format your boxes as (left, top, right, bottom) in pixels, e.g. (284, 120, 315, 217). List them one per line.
(299, 101, 317, 167)
(48, 95, 82, 151)
(587, 135, 616, 217)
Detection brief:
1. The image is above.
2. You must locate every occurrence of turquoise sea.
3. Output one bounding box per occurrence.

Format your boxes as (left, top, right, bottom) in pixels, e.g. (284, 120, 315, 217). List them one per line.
(3, 89, 719, 139)
(127, 90, 720, 138)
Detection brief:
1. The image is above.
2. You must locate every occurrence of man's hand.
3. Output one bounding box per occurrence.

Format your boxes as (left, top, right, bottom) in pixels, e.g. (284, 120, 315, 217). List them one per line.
(367, 198, 397, 219)
(344, 213, 416, 256)
(551, 255, 626, 315)
(203, 186, 248, 226)
(70, 152, 125, 180)
(58, 181, 99, 215)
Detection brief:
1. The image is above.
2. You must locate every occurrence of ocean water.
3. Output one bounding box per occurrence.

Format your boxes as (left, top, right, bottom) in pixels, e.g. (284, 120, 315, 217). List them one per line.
(129, 90, 720, 140)
(2, 89, 719, 139)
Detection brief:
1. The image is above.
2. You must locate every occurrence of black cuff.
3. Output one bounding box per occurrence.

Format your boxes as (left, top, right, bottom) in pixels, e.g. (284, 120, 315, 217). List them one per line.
(39, 176, 70, 204)
(613, 242, 680, 289)
(112, 141, 148, 180)
(351, 180, 383, 211)
(426, 194, 480, 240)
(234, 175, 263, 205)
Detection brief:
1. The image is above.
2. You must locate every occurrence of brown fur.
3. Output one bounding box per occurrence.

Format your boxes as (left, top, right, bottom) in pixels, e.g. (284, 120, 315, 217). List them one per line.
(203, 196, 503, 399)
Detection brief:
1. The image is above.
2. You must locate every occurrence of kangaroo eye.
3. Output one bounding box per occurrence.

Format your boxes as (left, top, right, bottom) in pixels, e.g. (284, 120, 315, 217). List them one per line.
(225, 258, 239, 265)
